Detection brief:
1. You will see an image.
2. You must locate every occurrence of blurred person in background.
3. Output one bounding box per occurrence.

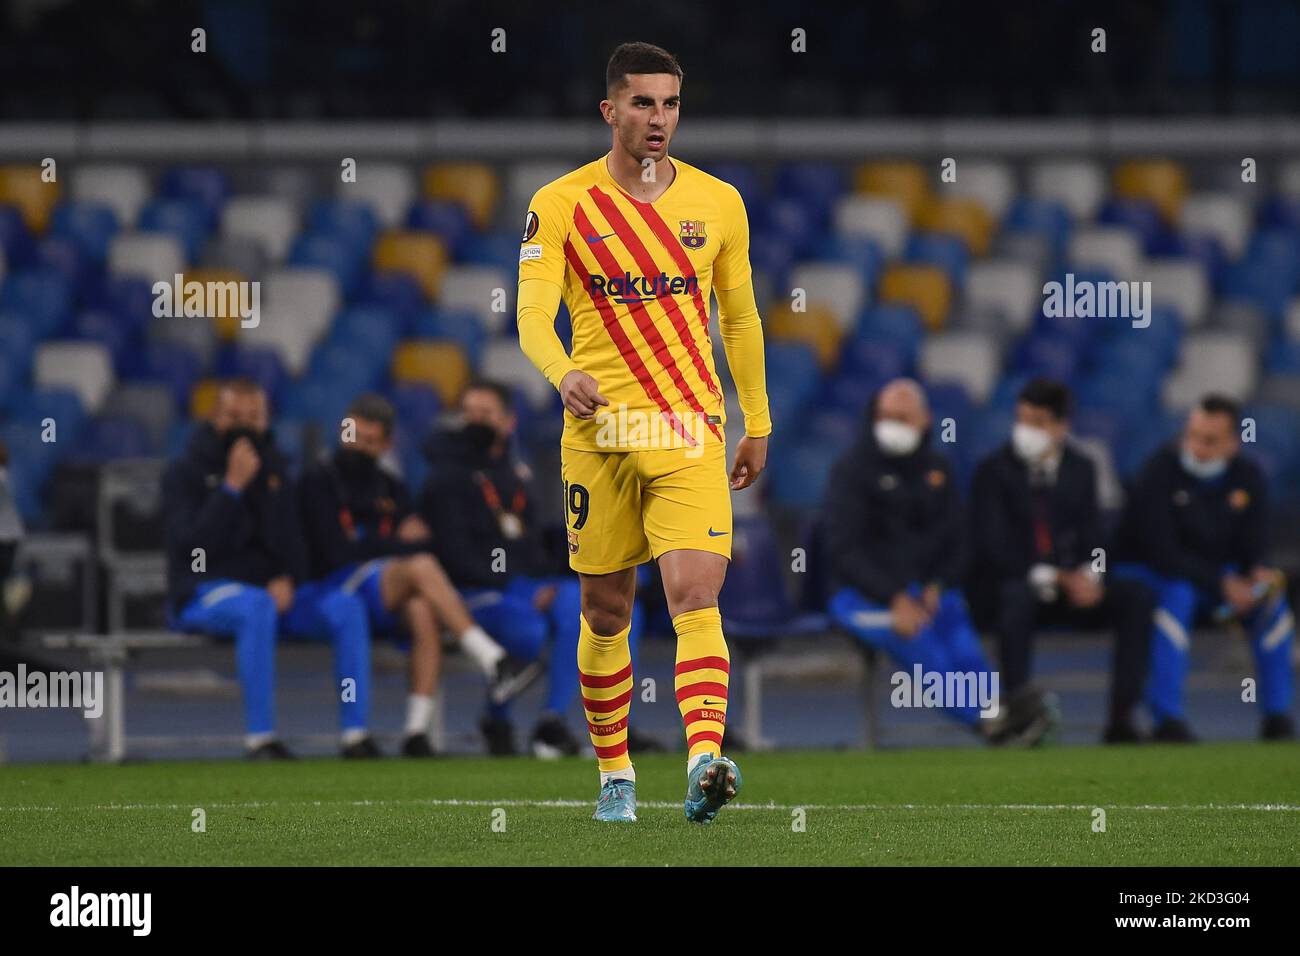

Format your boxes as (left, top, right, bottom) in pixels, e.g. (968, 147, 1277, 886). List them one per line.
(823, 379, 1009, 741)
(162, 379, 372, 759)
(969, 378, 1154, 744)
(1115, 394, 1295, 741)
(296, 393, 543, 758)
(418, 380, 655, 758)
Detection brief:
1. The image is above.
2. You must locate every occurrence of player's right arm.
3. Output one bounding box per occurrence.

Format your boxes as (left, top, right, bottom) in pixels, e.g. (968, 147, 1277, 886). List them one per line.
(516, 186, 608, 418)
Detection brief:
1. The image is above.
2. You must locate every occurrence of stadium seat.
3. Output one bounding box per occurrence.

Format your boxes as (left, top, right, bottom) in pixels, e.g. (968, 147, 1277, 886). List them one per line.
(102, 382, 175, 447)
(262, 166, 320, 210)
(406, 199, 474, 256)
(308, 199, 380, 256)
(215, 345, 289, 400)
(1281, 159, 1300, 200)
(0, 164, 59, 233)
(1097, 198, 1165, 251)
(34, 341, 115, 413)
(199, 235, 268, 279)
(915, 197, 994, 256)
(392, 340, 471, 405)
(479, 339, 554, 410)
(768, 303, 843, 369)
(34, 235, 93, 292)
(718, 514, 827, 633)
(339, 162, 416, 228)
(148, 313, 217, 370)
(261, 268, 340, 339)
(1028, 159, 1105, 221)
(946, 159, 1016, 220)
(373, 231, 448, 301)
(189, 378, 221, 419)
(1067, 226, 1144, 279)
(160, 166, 230, 223)
(765, 440, 838, 510)
(139, 198, 211, 262)
(1162, 331, 1257, 408)
(904, 232, 969, 286)
(853, 161, 930, 222)
(127, 340, 204, 409)
(289, 233, 366, 299)
(437, 265, 513, 336)
(107, 233, 185, 282)
(1209, 301, 1270, 352)
(410, 306, 486, 366)
(1113, 159, 1188, 223)
(811, 235, 886, 289)
(181, 267, 251, 339)
(1146, 257, 1209, 327)
(50, 202, 120, 261)
(919, 331, 1000, 404)
(221, 196, 299, 262)
(506, 161, 576, 225)
(775, 162, 847, 220)
(853, 303, 924, 359)
(423, 163, 500, 231)
(1, 267, 74, 336)
(70, 165, 149, 231)
(0, 205, 32, 265)
(878, 263, 952, 330)
(787, 262, 866, 332)
(388, 382, 443, 434)
(831, 194, 908, 257)
(759, 198, 819, 258)
(965, 260, 1040, 331)
(1180, 193, 1251, 260)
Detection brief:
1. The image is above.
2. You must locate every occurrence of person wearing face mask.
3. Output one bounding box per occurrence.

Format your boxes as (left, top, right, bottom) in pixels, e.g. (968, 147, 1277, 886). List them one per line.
(164, 379, 323, 759)
(823, 379, 1006, 739)
(294, 393, 544, 758)
(970, 377, 1154, 744)
(1114, 394, 1295, 742)
(418, 381, 653, 759)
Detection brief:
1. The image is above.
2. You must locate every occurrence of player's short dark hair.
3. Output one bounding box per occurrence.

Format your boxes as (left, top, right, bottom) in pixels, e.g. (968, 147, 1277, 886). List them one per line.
(1018, 377, 1072, 421)
(219, 377, 264, 397)
(1198, 393, 1241, 423)
(461, 379, 514, 413)
(347, 393, 396, 437)
(606, 42, 683, 95)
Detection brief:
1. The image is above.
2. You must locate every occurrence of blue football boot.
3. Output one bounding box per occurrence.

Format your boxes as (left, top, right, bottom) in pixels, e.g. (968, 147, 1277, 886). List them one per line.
(683, 753, 741, 823)
(592, 777, 637, 822)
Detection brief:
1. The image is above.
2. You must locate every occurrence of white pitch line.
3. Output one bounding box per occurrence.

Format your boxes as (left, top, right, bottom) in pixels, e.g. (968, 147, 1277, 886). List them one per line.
(2, 799, 1298, 813)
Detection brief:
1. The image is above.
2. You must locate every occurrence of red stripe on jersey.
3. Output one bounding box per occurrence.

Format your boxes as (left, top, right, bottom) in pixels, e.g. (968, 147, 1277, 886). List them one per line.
(583, 687, 633, 714)
(686, 730, 724, 751)
(620, 193, 719, 357)
(674, 656, 731, 676)
(579, 662, 633, 688)
(563, 239, 695, 446)
(573, 202, 711, 445)
(588, 187, 726, 430)
(674, 681, 728, 704)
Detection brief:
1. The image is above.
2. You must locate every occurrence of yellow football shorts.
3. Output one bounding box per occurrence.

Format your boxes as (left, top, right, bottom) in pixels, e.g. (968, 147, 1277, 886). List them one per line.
(560, 441, 733, 574)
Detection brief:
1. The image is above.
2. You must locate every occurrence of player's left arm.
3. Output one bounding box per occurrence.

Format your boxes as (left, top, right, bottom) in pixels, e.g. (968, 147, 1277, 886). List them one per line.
(713, 184, 771, 491)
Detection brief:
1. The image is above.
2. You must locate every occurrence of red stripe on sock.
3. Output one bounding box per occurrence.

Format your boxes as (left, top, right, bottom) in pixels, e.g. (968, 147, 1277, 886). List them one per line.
(687, 730, 724, 751)
(583, 687, 633, 714)
(674, 681, 728, 704)
(594, 741, 629, 759)
(674, 656, 730, 676)
(579, 662, 633, 688)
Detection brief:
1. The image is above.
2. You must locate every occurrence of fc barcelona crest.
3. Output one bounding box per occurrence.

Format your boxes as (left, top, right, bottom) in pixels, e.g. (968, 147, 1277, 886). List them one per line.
(679, 219, 707, 249)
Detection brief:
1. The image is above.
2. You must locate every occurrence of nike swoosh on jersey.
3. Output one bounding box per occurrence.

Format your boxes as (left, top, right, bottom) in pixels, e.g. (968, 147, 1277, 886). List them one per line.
(585, 232, 617, 243)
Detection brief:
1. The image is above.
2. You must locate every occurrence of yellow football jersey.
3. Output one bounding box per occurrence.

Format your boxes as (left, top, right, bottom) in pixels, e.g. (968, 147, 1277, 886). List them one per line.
(518, 153, 753, 452)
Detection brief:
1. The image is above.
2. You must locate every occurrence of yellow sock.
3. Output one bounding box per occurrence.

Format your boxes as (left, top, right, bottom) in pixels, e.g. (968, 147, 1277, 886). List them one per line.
(672, 606, 730, 763)
(578, 614, 633, 773)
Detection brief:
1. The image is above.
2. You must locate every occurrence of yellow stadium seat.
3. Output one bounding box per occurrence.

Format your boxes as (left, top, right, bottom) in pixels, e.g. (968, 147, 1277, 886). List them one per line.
(392, 340, 470, 405)
(767, 303, 844, 370)
(181, 268, 250, 339)
(373, 232, 448, 300)
(423, 163, 500, 230)
(916, 197, 995, 257)
(190, 378, 222, 419)
(879, 264, 952, 331)
(853, 161, 930, 222)
(0, 164, 60, 233)
(1114, 159, 1188, 223)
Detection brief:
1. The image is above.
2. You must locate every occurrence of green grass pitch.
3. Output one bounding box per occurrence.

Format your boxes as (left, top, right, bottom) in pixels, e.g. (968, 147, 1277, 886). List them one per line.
(3, 743, 1298, 866)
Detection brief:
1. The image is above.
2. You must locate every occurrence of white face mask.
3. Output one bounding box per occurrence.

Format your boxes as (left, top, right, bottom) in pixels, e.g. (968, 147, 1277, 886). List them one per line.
(874, 420, 922, 456)
(1180, 446, 1228, 480)
(1012, 423, 1054, 462)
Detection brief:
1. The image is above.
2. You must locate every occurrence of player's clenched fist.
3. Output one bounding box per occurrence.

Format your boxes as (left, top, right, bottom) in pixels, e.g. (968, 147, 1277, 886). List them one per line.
(559, 369, 610, 420)
(224, 436, 261, 491)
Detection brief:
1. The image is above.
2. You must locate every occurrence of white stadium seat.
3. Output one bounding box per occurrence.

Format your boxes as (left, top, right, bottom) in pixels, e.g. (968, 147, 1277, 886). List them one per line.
(1146, 257, 1209, 327)
(107, 233, 185, 282)
(507, 161, 577, 225)
(1162, 331, 1257, 408)
(1180, 193, 1251, 260)
(948, 159, 1016, 220)
(71, 164, 150, 230)
(787, 262, 867, 331)
(831, 194, 908, 258)
(338, 162, 416, 228)
(35, 340, 115, 413)
(222, 196, 300, 262)
(437, 266, 513, 335)
(965, 259, 1040, 332)
(1029, 159, 1105, 222)
(1280, 159, 1300, 201)
(478, 339, 553, 410)
(919, 331, 1000, 404)
(239, 268, 340, 372)
(1068, 226, 1144, 279)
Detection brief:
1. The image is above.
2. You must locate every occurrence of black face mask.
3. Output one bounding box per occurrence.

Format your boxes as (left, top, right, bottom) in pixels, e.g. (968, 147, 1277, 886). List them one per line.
(221, 426, 267, 454)
(336, 448, 377, 479)
(461, 422, 497, 456)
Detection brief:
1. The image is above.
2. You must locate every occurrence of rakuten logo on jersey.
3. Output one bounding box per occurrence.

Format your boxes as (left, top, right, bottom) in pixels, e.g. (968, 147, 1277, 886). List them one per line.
(589, 272, 699, 303)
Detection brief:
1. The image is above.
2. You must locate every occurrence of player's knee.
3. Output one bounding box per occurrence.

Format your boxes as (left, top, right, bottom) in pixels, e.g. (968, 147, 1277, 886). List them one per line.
(236, 589, 279, 631)
(667, 583, 718, 616)
(319, 590, 367, 633)
(1160, 579, 1196, 619)
(582, 594, 633, 637)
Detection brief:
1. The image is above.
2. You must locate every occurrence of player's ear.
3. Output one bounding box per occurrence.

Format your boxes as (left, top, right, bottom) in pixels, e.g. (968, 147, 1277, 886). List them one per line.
(599, 99, 615, 125)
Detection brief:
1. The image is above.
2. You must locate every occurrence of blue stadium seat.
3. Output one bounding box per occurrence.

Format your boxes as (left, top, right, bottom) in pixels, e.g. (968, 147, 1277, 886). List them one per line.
(0, 268, 74, 337)
(50, 201, 120, 261)
(766, 439, 839, 510)
(1003, 196, 1072, 261)
(1010, 332, 1082, 383)
(758, 198, 819, 258)
(7, 387, 86, 441)
(34, 237, 94, 296)
(747, 231, 795, 287)
(411, 306, 487, 365)
(812, 234, 885, 287)
(0, 312, 37, 367)
(126, 341, 204, 409)
(388, 382, 443, 434)
(718, 514, 827, 637)
(905, 232, 969, 286)
(160, 166, 230, 224)
(774, 162, 846, 222)
(307, 341, 385, 391)
(1097, 198, 1165, 252)
(354, 273, 424, 330)
(853, 304, 924, 361)
(75, 415, 154, 462)
(702, 163, 765, 216)
(308, 199, 380, 256)
(328, 305, 402, 359)
(279, 379, 354, 431)
(139, 198, 211, 262)
(71, 309, 136, 369)
(289, 233, 367, 299)
(0, 206, 33, 267)
(92, 276, 156, 331)
(216, 345, 289, 400)
(837, 336, 908, 381)
(1259, 197, 1300, 231)
(406, 200, 473, 257)
(458, 234, 517, 274)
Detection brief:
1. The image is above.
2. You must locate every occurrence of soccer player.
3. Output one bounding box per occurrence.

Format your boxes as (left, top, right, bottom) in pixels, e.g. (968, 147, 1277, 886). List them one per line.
(515, 42, 771, 823)
(1115, 395, 1296, 741)
(295, 393, 543, 757)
